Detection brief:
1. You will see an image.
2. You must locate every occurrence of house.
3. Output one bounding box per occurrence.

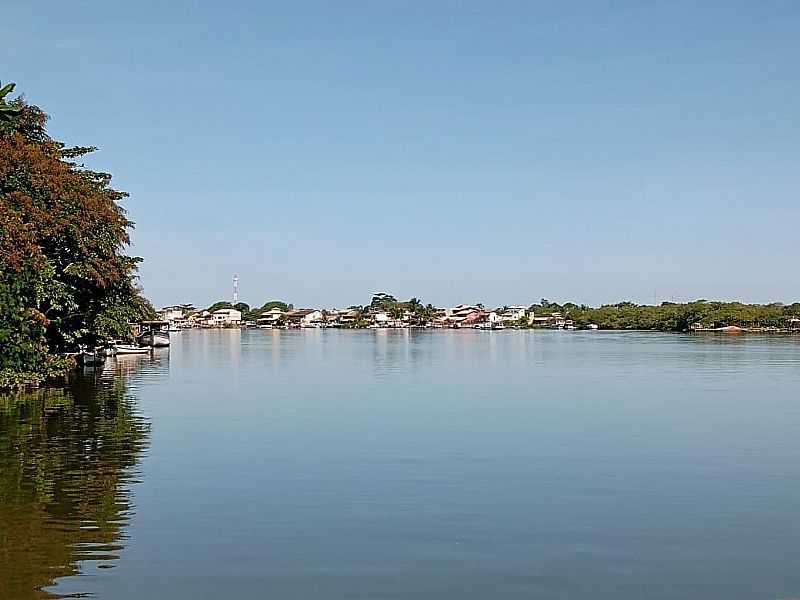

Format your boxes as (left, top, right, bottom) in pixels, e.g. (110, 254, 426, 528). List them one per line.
(322, 310, 342, 326)
(159, 305, 187, 322)
(496, 306, 528, 324)
(339, 309, 361, 325)
(439, 304, 483, 327)
(528, 311, 565, 328)
(212, 308, 242, 327)
(159, 304, 195, 328)
(461, 310, 490, 326)
(257, 307, 286, 327)
(187, 310, 213, 327)
(367, 310, 409, 328)
(285, 309, 323, 327)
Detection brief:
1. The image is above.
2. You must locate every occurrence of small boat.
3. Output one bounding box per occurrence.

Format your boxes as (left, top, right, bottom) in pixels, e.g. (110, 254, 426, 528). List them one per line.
(114, 343, 151, 355)
(138, 321, 170, 347)
(138, 331, 170, 346)
(78, 348, 106, 366)
(167, 324, 181, 332)
(475, 322, 505, 330)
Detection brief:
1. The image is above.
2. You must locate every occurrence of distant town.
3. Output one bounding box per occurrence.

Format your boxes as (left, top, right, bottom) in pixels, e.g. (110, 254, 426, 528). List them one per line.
(155, 292, 800, 334)
(160, 297, 575, 331)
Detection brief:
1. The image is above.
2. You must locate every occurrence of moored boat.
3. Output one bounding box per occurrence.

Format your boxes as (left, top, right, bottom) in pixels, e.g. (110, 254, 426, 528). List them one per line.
(138, 321, 171, 347)
(475, 322, 506, 330)
(78, 348, 106, 366)
(138, 331, 170, 347)
(114, 342, 151, 355)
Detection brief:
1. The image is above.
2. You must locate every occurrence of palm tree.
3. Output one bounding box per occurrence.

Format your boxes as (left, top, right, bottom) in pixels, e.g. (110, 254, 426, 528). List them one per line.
(0, 81, 22, 123)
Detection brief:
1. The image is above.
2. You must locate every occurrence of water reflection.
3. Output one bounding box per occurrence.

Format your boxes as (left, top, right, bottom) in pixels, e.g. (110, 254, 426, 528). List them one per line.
(0, 365, 151, 599)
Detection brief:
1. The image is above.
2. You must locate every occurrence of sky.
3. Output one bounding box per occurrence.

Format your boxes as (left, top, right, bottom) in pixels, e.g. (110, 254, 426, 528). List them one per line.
(4, 1, 800, 309)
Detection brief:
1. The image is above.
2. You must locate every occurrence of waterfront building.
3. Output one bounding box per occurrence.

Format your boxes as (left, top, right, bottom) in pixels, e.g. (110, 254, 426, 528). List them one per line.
(496, 306, 528, 324)
(285, 309, 323, 327)
(257, 307, 286, 327)
(212, 308, 242, 327)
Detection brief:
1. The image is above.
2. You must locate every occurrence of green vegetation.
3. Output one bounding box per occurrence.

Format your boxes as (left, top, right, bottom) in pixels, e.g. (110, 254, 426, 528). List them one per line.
(532, 300, 800, 331)
(341, 293, 437, 326)
(202, 300, 291, 322)
(0, 81, 22, 122)
(243, 300, 291, 322)
(259, 300, 290, 312)
(1, 80, 154, 390)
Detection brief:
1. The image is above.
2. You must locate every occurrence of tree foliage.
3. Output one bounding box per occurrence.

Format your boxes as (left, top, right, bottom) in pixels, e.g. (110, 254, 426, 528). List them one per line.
(0, 81, 22, 123)
(1, 81, 153, 383)
(531, 300, 800, 331)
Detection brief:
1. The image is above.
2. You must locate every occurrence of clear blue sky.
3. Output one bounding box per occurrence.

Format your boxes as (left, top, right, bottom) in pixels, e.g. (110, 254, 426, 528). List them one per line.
(5, 1, 799, 309)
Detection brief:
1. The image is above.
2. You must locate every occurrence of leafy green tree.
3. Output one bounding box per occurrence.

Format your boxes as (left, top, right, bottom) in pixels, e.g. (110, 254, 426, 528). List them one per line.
(0, 81, 22, 123)
(260, 300, 289, 312)
(206, 301, 234, 312)
(1, 81, 152, 386)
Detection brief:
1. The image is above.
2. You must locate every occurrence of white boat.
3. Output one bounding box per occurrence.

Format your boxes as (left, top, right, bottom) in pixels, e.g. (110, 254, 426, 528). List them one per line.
(138, 331, 170, 347)
(167, 324, 181, 332)
(78, 348, 106, 366)
(114, 343, 151, 355)
(475, 322, 505, 330)
(138, 321, 170, 347)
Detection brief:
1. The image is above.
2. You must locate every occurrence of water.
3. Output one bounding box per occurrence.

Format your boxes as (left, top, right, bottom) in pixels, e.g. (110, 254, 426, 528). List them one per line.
(2, 330, 800, 599)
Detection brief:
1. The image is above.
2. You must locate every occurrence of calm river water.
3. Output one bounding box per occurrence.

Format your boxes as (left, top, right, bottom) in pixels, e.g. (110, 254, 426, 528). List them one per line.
(2, 330, 800, 599)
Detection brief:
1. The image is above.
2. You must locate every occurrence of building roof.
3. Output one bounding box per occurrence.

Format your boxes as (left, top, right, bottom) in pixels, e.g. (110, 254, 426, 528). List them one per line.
(286, 308, 317, 317)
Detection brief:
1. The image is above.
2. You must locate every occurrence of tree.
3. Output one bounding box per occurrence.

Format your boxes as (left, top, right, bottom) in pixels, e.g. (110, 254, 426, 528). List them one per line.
(370, 293, 397, 310)
(259, 300, 289, 312)
(0, 81, 22, 123)
(207, 301, 233, 312)
(1, 81, 152, 385)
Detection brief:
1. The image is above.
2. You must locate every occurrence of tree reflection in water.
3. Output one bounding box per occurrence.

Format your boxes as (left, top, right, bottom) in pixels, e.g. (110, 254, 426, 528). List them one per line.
(0, 367, 151, 599)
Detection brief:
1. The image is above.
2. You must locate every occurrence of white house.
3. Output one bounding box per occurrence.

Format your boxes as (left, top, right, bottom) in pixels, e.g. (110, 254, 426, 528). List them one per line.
(257, 307, 286, 326)
(285, 309, 323, 327)
(497, 306, 528, 323)
(212, 308, 242, 327)
(159, 305, 187, 322)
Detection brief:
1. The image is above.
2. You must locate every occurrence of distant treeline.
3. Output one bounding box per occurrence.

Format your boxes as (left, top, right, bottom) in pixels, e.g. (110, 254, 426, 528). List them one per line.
(540, 300, 800, 331)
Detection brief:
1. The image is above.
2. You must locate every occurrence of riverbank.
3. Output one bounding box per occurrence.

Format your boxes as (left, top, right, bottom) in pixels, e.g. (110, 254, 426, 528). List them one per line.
(0, 356, 74, 393)
(161, 298, 800, 335)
